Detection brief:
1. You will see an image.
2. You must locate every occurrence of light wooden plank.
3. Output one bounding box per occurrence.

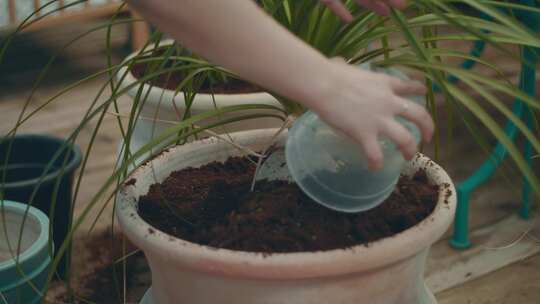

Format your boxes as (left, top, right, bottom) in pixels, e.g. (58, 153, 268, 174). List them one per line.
(436, 253, 540, 304)
(426, 214, 540, 293)
(8, 0, 16, 24)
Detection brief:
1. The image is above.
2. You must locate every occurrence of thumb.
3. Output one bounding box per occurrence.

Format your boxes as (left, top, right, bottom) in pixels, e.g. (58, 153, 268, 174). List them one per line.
(330, 56, 347, 64)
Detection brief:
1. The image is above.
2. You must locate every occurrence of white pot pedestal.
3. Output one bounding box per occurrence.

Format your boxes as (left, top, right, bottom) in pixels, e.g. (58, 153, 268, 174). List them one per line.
(140, 288, 154, 304)
(424, 284, 438, 304)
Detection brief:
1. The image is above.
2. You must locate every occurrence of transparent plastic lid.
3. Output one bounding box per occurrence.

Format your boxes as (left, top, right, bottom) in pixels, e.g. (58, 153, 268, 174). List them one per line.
(285, 64, 422, 212)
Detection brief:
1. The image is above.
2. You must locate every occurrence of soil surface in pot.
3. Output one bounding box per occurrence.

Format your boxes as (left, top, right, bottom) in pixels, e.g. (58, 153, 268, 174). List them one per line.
(137, 156, 439, 253)
(130, 51, 260, 94)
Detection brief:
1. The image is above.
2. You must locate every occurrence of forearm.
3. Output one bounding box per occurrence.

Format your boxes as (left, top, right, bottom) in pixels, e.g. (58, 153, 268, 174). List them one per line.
(127, 0, 333, 112)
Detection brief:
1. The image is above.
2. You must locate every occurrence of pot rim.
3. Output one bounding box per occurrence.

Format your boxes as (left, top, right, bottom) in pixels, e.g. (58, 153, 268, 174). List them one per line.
(116, 40, 281, 111)
(116, 129, 456, 279)
(0, 134, 82, 189)
(0, 200, 50, 270)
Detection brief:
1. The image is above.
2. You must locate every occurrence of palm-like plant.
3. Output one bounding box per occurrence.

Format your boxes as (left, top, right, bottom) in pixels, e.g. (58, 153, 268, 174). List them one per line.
(1, 0, 540, 301)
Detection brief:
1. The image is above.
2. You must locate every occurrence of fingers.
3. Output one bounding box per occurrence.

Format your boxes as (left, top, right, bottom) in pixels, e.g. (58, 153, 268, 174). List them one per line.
(321, 0, 354, 22)
(359, 133, 384, 171)
(389, 77, 427, 96)
(323, 0, 409, 21)
(393, 96, 434, 143)
(387, 0, 408, 9)
(330, 56, 347, 64)
(356, 0, 390, 15)
(356, 0, 409, 16)
(387, 77, 433, 142)
(381, 119, 417, 160)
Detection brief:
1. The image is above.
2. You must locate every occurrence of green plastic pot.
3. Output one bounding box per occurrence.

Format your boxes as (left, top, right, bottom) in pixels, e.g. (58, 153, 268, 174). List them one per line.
(0, 134, 81, 278)
(0, 200, 51, 304)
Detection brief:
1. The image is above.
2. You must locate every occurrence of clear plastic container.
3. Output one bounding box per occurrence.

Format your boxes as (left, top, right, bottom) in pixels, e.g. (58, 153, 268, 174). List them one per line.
(285, 64, 422, 212)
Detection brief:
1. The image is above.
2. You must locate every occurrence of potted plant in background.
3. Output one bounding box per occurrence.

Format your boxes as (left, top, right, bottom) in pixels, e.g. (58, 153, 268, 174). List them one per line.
(116, 39, 282, 163)
(1, 0, 540, 303)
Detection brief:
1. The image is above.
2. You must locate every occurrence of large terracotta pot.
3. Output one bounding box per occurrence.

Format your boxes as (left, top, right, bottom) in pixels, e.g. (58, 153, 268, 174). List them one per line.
(116, 129, 456, 304)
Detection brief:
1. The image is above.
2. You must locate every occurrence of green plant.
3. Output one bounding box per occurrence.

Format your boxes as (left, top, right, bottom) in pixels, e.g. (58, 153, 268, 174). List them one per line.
(1, 0, 540, 302)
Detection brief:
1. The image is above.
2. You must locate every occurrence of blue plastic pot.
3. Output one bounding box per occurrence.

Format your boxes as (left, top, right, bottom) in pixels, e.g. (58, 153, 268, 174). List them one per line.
(0, 134, 81, 278)
(0, 200, 51, 304)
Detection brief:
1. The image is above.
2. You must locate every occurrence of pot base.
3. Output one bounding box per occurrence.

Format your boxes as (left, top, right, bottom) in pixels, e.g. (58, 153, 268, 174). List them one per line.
(424, 284, 438, 304)
(139, 286, 437, 304)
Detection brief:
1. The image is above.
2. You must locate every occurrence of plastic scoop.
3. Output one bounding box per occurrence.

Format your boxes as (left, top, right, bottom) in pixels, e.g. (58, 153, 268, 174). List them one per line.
(285, 108, 420, 212)
(255, 64, 423, 212)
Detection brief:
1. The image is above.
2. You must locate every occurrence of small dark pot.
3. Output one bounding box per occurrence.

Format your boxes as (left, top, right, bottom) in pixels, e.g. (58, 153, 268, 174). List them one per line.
(0, 135, 82, 279)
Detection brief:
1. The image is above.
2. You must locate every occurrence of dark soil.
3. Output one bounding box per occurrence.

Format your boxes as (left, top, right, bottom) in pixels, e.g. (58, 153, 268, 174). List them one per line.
(138, 156, 439, 253)
(130, 50, 260, 94)
(51, 231, 149, 304)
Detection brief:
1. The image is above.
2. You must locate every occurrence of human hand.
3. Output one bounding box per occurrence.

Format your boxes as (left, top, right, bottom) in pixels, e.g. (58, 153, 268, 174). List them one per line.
(321, 0, 407, 22)
(308, 59, 433, 170)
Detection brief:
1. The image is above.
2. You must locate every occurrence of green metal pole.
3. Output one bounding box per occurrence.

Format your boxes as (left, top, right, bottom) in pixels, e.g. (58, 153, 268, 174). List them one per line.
(518, 48, 537, 219)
